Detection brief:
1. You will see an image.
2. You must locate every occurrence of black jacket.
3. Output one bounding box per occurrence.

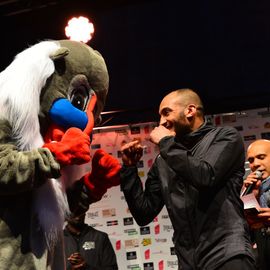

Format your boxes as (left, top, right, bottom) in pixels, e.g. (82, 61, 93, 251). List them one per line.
(64, 224, 118, 270)
(120, 121, 255, 270)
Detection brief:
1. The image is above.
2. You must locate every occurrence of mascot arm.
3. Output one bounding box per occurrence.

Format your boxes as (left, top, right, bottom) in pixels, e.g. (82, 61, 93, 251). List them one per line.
(43, 127, 91, 167)
(0, 119, 61, 195)
(0, 145, 61, 195)
(83, 149, 121, 203)
(66, 150, 121, 215)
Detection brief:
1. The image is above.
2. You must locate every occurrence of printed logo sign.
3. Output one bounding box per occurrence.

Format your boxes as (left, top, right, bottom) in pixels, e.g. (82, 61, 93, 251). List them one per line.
(123, 217, 134, 226)
(126, 251, 137, 260)
(141, 238, 152, 246)
(128, 264, 141, 270)
(144, 249, 150, 260)
(124, 228, 138, 235)
(125, 239, 139, 249)
(158, 260, 164, 270)
(107, 220, 118, 226)
(170, 247, 176, 255)
(115, 240, 121, 250)
(102, 208, 116, 218)
(143, 262, 154, 270)
(140, 226, 150, 235)
(154, 224, 160, 234)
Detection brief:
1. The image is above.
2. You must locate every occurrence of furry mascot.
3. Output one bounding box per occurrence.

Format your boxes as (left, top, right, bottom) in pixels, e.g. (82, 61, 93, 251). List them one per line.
(0, 40, 121, 269)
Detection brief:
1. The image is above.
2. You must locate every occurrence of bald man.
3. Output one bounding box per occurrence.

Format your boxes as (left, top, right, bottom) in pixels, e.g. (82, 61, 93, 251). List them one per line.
(120, 89, 256, 270)
(244, 139, 270, 270)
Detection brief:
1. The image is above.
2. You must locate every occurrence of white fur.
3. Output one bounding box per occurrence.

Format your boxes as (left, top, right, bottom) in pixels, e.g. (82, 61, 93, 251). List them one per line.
(0, 40, 60, 150)
(0, 40, 70, 254)
(32, 178, 69, 251)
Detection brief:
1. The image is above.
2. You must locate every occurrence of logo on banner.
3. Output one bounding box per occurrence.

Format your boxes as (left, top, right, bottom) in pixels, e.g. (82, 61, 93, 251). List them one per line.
(124, 228, 138, 236)
(87, 211, 99, 219)
(163, 225, 173, 232)
(123, 217, 134, 226)
(158, 260, 164, 270)
(170, 247, 176, 255)
(141, 238, 152, 246)
(102, 208, 116, 218)
(144, 125, 150, 134)
(130, 126, 141, 134)
(125, 239, 139, 248)
(167, 260, 178, 269)
(143, 262, 154, 270)
(147, 159, 153, 167)
(144, 146, 151, 154)
(155, 238, 167, 243)
(144, 249, 150, 260)
(261, 132, 270, 140)
(89, 223, 103, 228)
(107, 220, 118, 226)
(115, 240, 121, 250)
(154, 224, 160, 234)
(140, 226, 150, 235)
(91, 144, 101, 149)
(126, 251, 137, 260)
(137, 160, 144, 168)
(128, 264, 141, 270)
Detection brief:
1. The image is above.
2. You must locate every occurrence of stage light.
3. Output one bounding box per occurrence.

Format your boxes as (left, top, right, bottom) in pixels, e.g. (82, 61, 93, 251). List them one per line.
(65, 16, 94, 43)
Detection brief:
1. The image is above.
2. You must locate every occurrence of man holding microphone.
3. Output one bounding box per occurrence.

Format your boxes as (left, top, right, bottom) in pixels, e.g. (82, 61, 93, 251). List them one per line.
(243, 139, 270, 270)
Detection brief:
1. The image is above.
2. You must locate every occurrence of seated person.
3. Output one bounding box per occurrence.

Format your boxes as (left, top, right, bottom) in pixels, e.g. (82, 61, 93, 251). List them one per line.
(64, 209, 118, 270)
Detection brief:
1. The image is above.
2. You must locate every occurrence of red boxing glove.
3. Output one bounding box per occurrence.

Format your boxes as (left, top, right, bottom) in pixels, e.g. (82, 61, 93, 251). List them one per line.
(83, 149, 121, 203)
(43, 127, 91, 166)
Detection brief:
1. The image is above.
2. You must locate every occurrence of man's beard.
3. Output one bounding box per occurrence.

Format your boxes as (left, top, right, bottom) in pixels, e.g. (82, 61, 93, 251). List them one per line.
(174, 113, 191, 137)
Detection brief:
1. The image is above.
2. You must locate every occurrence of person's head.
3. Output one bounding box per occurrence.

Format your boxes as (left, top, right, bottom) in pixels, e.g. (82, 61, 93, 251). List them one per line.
(159, 88, 204, 137)
(66, 211, 87, 231)
(247, 139, 270, 179)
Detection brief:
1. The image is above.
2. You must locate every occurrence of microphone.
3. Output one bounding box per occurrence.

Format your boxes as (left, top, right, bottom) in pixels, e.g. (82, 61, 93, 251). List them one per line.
(242, 170, 263, 196)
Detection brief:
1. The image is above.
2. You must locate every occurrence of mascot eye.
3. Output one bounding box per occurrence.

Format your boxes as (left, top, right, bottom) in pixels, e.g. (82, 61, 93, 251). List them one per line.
(70, 87, 89, 111)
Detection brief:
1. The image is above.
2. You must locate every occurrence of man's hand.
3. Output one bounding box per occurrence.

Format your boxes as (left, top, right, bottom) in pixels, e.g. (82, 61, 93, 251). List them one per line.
(243, 171, 262, 198)
(245, 207, 270, 229)
(68, 252, 86, 269)
(150, 125, 175, 145)
(121, 140, 143, 166)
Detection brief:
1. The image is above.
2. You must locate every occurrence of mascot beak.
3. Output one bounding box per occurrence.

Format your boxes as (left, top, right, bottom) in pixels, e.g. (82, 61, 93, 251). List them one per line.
(45, 91, 97, 143)
(83, 91, 97, 136)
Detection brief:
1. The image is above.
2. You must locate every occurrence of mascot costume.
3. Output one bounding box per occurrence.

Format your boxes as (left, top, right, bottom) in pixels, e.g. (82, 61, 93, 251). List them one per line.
(0, 40, 121, 269)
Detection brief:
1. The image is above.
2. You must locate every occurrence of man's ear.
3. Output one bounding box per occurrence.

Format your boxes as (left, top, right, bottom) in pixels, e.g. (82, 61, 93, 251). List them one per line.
(49, 47, 70, 60)
(185, 104, 196, 117)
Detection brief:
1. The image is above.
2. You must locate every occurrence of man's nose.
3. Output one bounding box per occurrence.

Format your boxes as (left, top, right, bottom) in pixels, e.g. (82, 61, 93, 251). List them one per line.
(159, 116, 166, 126)
(253, 159, 261, 168)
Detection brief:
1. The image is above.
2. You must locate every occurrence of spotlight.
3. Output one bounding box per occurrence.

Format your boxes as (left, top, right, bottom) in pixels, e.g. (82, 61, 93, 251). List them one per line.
(65, 16, 94, 43)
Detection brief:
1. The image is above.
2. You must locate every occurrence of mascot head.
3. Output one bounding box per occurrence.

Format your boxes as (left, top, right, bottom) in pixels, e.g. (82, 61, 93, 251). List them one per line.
(0, 39, 109, 150)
